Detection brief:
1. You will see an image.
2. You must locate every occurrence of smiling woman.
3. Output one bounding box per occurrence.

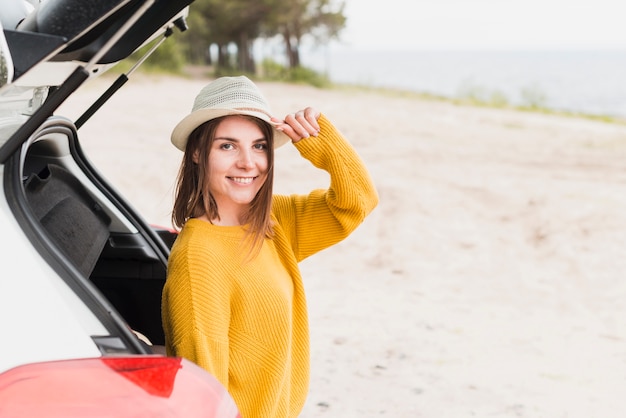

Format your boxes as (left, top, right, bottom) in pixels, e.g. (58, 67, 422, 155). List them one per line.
(161, 75, 378, 418)
(194, 116, 269, 226)
(203, 116, 271, 227)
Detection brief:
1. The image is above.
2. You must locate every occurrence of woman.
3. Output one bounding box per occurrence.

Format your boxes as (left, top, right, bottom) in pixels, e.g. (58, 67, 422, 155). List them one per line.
(162, 76, 378, 418)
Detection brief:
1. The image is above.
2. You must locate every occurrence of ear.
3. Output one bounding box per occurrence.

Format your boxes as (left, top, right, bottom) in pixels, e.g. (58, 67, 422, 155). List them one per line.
(192, 149, 200, 164)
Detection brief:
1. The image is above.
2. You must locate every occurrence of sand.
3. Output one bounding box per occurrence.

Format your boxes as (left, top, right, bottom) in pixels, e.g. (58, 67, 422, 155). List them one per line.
(59, 73, 626, 417)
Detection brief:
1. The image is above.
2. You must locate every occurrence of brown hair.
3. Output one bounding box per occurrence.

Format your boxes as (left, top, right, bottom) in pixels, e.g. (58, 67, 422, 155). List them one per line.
(171, 115, 275, 255)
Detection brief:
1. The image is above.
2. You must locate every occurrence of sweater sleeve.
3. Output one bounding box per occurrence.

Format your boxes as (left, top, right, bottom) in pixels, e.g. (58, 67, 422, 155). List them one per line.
(161, 235, 231, 388)
(272, 114, 378, 261)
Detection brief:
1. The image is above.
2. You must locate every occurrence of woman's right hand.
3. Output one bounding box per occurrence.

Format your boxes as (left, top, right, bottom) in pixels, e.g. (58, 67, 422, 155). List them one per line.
(272, 107, 321, 143)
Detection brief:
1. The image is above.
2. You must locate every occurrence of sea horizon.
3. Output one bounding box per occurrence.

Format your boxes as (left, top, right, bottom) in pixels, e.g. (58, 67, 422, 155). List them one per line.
(300, 48, 626, 118)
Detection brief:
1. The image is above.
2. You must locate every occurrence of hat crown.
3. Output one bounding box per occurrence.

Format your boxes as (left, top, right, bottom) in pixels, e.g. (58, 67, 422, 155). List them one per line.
(192, 76, 271, 116)
(171, 75, 291, 151)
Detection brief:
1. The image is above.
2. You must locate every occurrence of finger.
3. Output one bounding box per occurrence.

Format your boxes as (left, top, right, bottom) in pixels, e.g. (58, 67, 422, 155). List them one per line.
(284, 114, 310, 138)
(302, 107, 321, 131)
(287, 111, 318, 138)
(270, 116, 302, 142)
(275, 124, 301, 142)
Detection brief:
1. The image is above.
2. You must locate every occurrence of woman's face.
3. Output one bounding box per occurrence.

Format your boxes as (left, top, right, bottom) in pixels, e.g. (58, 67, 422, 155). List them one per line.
(206, 116, 269, 220)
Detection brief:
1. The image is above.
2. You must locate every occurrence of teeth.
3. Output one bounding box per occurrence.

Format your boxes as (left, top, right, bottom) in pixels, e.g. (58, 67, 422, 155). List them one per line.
(231, 177, 253, 184)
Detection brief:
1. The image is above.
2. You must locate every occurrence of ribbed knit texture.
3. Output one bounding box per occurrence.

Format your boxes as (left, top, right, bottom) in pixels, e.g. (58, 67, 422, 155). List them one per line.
(162, 115, 378, 418)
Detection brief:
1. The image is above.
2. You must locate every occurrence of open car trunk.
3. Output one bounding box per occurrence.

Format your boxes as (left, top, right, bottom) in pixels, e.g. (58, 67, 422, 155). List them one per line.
(1, 0, 193, 351)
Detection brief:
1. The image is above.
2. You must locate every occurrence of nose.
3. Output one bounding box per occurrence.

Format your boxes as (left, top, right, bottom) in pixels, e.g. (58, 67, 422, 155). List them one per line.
(237, 148, 255, 169)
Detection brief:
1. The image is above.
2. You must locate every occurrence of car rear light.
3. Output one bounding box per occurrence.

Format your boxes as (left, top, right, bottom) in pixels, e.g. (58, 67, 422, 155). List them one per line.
(0, 356, 241, 417)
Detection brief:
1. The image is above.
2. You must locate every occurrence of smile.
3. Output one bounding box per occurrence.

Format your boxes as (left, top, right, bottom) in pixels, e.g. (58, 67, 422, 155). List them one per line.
(229, 176, 256, 184)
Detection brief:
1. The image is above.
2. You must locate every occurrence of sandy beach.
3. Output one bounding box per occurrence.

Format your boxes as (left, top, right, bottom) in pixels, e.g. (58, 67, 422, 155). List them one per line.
(59, 73, 626, 417)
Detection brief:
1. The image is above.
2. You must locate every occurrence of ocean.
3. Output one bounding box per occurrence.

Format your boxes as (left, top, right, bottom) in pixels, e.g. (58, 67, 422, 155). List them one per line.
(301, 49, 626, 118)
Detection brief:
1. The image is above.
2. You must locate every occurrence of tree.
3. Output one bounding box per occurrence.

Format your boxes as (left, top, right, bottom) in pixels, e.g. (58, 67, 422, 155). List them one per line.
(179, 0, 346, 74)
(265, 0, 346, 68)
(179, 2, 212, 65)
(183, 0, 275, 73)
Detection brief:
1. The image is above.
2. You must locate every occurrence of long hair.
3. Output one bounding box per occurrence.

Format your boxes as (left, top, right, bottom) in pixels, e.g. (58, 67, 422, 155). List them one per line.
(171, 115, 275, 255)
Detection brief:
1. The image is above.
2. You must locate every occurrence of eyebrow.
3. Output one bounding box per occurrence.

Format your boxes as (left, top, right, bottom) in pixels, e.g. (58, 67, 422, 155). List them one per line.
(214, 137, 267, 143)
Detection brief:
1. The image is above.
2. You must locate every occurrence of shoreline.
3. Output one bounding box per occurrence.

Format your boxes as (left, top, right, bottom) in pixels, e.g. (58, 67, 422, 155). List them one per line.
(118, 64, 626, 125)
(329, 81, 626, 124)
(300, 48, 626, 121)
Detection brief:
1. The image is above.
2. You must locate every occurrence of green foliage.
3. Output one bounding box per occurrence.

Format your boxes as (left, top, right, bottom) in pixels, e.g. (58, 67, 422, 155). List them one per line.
(181, 0, 346, 72)
(457, 82, 487, 104)
(455, 80, 556, 111)
(111, 0, 346, 80)
(449, 80, 622, 123)
(457, 81, 549, 111)
(488, 91, 509, 108)
(519, 84, 548, 109)
(260, 59, 330, 87)
(178, 5, 213, 64)
(143, 37, 187, 72)
(288, 65, 331, 87)
(457, 80, 508, 108)
(260, 58, 289, 79)
(116, 37, 187, 75)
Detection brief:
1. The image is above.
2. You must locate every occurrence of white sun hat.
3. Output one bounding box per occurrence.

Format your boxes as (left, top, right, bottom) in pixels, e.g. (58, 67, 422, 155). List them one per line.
(171, 76, 290, 151)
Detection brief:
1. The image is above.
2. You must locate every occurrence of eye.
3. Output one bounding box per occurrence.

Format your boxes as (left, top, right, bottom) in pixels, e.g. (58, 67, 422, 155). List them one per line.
(220, 142, 235, 150)
(253, 142, 268, 151)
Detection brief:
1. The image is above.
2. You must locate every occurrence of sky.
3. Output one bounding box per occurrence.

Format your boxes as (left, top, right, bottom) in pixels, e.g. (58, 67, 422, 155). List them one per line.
(335, 0, 626, 51)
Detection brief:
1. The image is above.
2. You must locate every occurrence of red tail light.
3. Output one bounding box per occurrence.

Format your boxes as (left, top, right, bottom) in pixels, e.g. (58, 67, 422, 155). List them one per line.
(0, 356, 241, 417)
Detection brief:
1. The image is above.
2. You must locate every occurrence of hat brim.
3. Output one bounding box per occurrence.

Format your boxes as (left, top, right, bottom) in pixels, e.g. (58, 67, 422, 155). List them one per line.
(171, 108, 291, 151)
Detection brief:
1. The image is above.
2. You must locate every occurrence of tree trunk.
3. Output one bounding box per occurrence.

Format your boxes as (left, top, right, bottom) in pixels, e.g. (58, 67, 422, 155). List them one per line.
(282, 30, 300, 68)
(217, 43, 229, 70)
(237, 32, 256, 74)
(291, 43, 300, 68)
(204, 44, 212, 66)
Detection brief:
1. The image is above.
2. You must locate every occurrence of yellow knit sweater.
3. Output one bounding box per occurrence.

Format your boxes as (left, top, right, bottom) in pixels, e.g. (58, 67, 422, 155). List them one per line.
(162, 115, 378, 417)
